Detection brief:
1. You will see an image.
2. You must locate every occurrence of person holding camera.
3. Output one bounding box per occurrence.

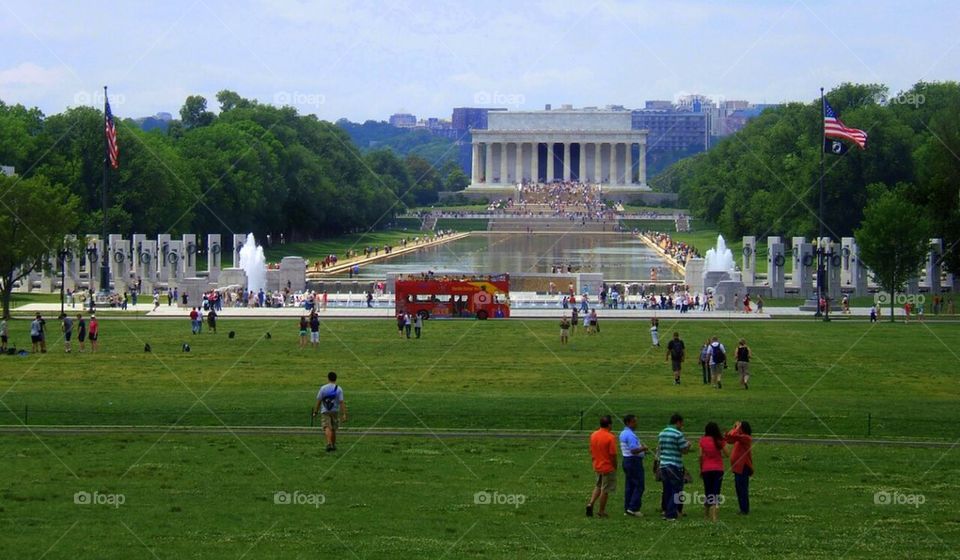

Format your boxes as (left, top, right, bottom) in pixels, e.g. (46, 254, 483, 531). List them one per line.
(726, 420, 754, 515)
(312, 371, 348, 452)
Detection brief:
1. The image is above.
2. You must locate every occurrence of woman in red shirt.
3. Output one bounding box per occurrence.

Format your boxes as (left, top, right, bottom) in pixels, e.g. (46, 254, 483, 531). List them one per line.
(726, 420, 754, 515)
(699, 421, 728, 522)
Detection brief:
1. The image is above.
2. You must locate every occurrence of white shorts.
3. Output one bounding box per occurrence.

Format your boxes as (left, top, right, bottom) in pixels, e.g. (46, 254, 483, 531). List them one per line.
(310, 331, 320, 343)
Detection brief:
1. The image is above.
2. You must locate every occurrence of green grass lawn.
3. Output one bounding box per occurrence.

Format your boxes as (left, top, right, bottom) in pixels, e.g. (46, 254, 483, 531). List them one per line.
(435, 218, 489, 231)
(0, 434, 956, 558)
(1, 318, 958, 558)
(1, 319, 958, 440)
(263, 230, 425, 263)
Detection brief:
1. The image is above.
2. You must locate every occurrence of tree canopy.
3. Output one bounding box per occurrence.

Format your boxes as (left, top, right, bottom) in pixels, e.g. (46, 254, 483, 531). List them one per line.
(657, 81, 960, 274)
(0, 91, 441, 243)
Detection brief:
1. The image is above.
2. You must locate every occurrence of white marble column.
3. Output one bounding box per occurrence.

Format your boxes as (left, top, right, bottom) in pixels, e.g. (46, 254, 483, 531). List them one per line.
(639, 141, 647, 186)
(562, 142, 571, 182)
(625, 143, 633, 185)
(546, 143, 554, 182)
(578, 143, 587, 182)
(593, 143, 601, 184)
(608, 143, 617, 185)
(515, 144, 522, 184)
(500, 143, 508, 184)
(484, 143, 493, 183)
(531, 142, 539, 182)
(471, 143, 480, 183)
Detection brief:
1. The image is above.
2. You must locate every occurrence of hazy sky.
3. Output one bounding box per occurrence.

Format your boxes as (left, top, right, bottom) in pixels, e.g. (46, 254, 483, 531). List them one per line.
(1, 0, 957, 121)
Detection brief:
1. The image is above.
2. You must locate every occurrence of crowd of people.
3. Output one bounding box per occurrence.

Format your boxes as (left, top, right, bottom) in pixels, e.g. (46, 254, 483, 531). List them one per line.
(586, 413, 754, 521)
(516, 181, 615, 221)
(310, 230, 456, 272)
(644, 230, 701, 267)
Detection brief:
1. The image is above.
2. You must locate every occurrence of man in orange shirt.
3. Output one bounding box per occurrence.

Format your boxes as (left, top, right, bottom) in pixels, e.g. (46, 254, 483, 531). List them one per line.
(586, 415, 618, 518)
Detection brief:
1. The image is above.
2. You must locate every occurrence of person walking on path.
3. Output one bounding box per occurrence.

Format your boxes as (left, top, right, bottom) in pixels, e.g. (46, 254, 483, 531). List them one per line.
(312, 371, 347, 452)
(708, 337, 727, 389)
(699, 422, 728, 523)
(726, 421, 754, 515)
(657, 413, 690, 521)
(619, 414, 648, 517)
(735, 339, 752, 389)
(0, 318, 7, 353)
(666, 332, 685, 385)
(403, 312, 413, 339)
(586, 415, 618, 518)
(560, 316, 570, 345)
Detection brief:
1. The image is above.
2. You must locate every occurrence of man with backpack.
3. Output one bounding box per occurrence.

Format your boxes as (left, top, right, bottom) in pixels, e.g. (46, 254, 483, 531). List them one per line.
(312, 371, 348, 452)
(665, 332, 685, 385)
(707, 336, 727, 389)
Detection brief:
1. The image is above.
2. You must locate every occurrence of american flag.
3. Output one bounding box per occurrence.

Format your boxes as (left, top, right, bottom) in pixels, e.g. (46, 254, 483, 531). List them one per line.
(823, 99, 867, 150)
(105, 94, 119, 169)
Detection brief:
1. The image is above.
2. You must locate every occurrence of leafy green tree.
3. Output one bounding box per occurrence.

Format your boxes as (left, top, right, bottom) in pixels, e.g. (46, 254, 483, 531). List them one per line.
(180, 95, 215, 129)
(855, 184, 931, 322)
(405, 155, 443, 205)
(444, 167, 470, 192)
(0, 174, 80, 318)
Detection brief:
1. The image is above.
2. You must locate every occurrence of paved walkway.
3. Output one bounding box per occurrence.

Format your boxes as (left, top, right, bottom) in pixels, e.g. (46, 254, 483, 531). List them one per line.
(13, 300, 884, 320)
(0, 425, 952, 447)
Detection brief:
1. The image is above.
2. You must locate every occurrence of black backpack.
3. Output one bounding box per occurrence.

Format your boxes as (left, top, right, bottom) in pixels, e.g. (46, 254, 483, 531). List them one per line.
(321, 385, 339, 411)
(711, 344, 726, 364)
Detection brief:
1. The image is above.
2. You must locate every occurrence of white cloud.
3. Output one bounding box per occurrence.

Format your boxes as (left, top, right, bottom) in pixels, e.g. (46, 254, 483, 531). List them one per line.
(0, 62, 72, 88)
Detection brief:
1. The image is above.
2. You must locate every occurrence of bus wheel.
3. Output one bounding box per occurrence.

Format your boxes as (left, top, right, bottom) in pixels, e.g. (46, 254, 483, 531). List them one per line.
(476, 310, 488, 320)
(417, 310, 430, 320)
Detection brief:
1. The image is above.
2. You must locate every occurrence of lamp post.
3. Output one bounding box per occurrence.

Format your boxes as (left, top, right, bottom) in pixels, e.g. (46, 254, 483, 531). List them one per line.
(58, 248, 71, 316)
(814, 238, 837, 322)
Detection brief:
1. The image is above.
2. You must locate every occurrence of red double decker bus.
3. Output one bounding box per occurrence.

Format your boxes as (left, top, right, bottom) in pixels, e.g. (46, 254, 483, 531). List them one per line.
(395, 274, 510, 320)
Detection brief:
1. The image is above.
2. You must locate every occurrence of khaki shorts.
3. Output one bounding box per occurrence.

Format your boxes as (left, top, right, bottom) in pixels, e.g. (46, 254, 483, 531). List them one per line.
(595, 471, 617, 493)
(737, 361, 750, 376)
(321, 412, 339, 431)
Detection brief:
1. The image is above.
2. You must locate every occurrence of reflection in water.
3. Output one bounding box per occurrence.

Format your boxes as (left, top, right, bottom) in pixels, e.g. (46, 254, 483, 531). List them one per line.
(330, 233, 682, 281)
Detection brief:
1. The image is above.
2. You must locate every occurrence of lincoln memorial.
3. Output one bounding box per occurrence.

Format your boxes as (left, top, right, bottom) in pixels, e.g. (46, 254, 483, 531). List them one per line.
(465, 109, 649, 198)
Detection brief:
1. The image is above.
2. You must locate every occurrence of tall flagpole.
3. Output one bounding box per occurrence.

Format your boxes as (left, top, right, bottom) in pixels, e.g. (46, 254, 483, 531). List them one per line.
(100, 85, 110, 296)
(819, 87, 825, 243)
(818, 87, 827, 320)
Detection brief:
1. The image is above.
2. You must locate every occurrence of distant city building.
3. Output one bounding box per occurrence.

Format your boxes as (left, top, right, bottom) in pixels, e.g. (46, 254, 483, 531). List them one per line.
(644, 100, 673, 111)
(1, 165, 15, 177)
(631, 110, 708, 152)
(389, 113, 417, 128)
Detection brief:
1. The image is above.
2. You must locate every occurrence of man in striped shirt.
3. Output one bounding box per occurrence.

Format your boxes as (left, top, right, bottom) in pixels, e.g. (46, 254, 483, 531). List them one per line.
(657, 413, 691, 520)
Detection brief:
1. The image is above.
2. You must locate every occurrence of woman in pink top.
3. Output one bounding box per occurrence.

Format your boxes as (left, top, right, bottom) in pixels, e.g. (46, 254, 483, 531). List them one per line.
(699, 421, 728, 522)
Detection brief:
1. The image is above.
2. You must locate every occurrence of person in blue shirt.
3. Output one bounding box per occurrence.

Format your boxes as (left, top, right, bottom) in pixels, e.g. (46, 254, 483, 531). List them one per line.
(619, 414, 649, 516)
